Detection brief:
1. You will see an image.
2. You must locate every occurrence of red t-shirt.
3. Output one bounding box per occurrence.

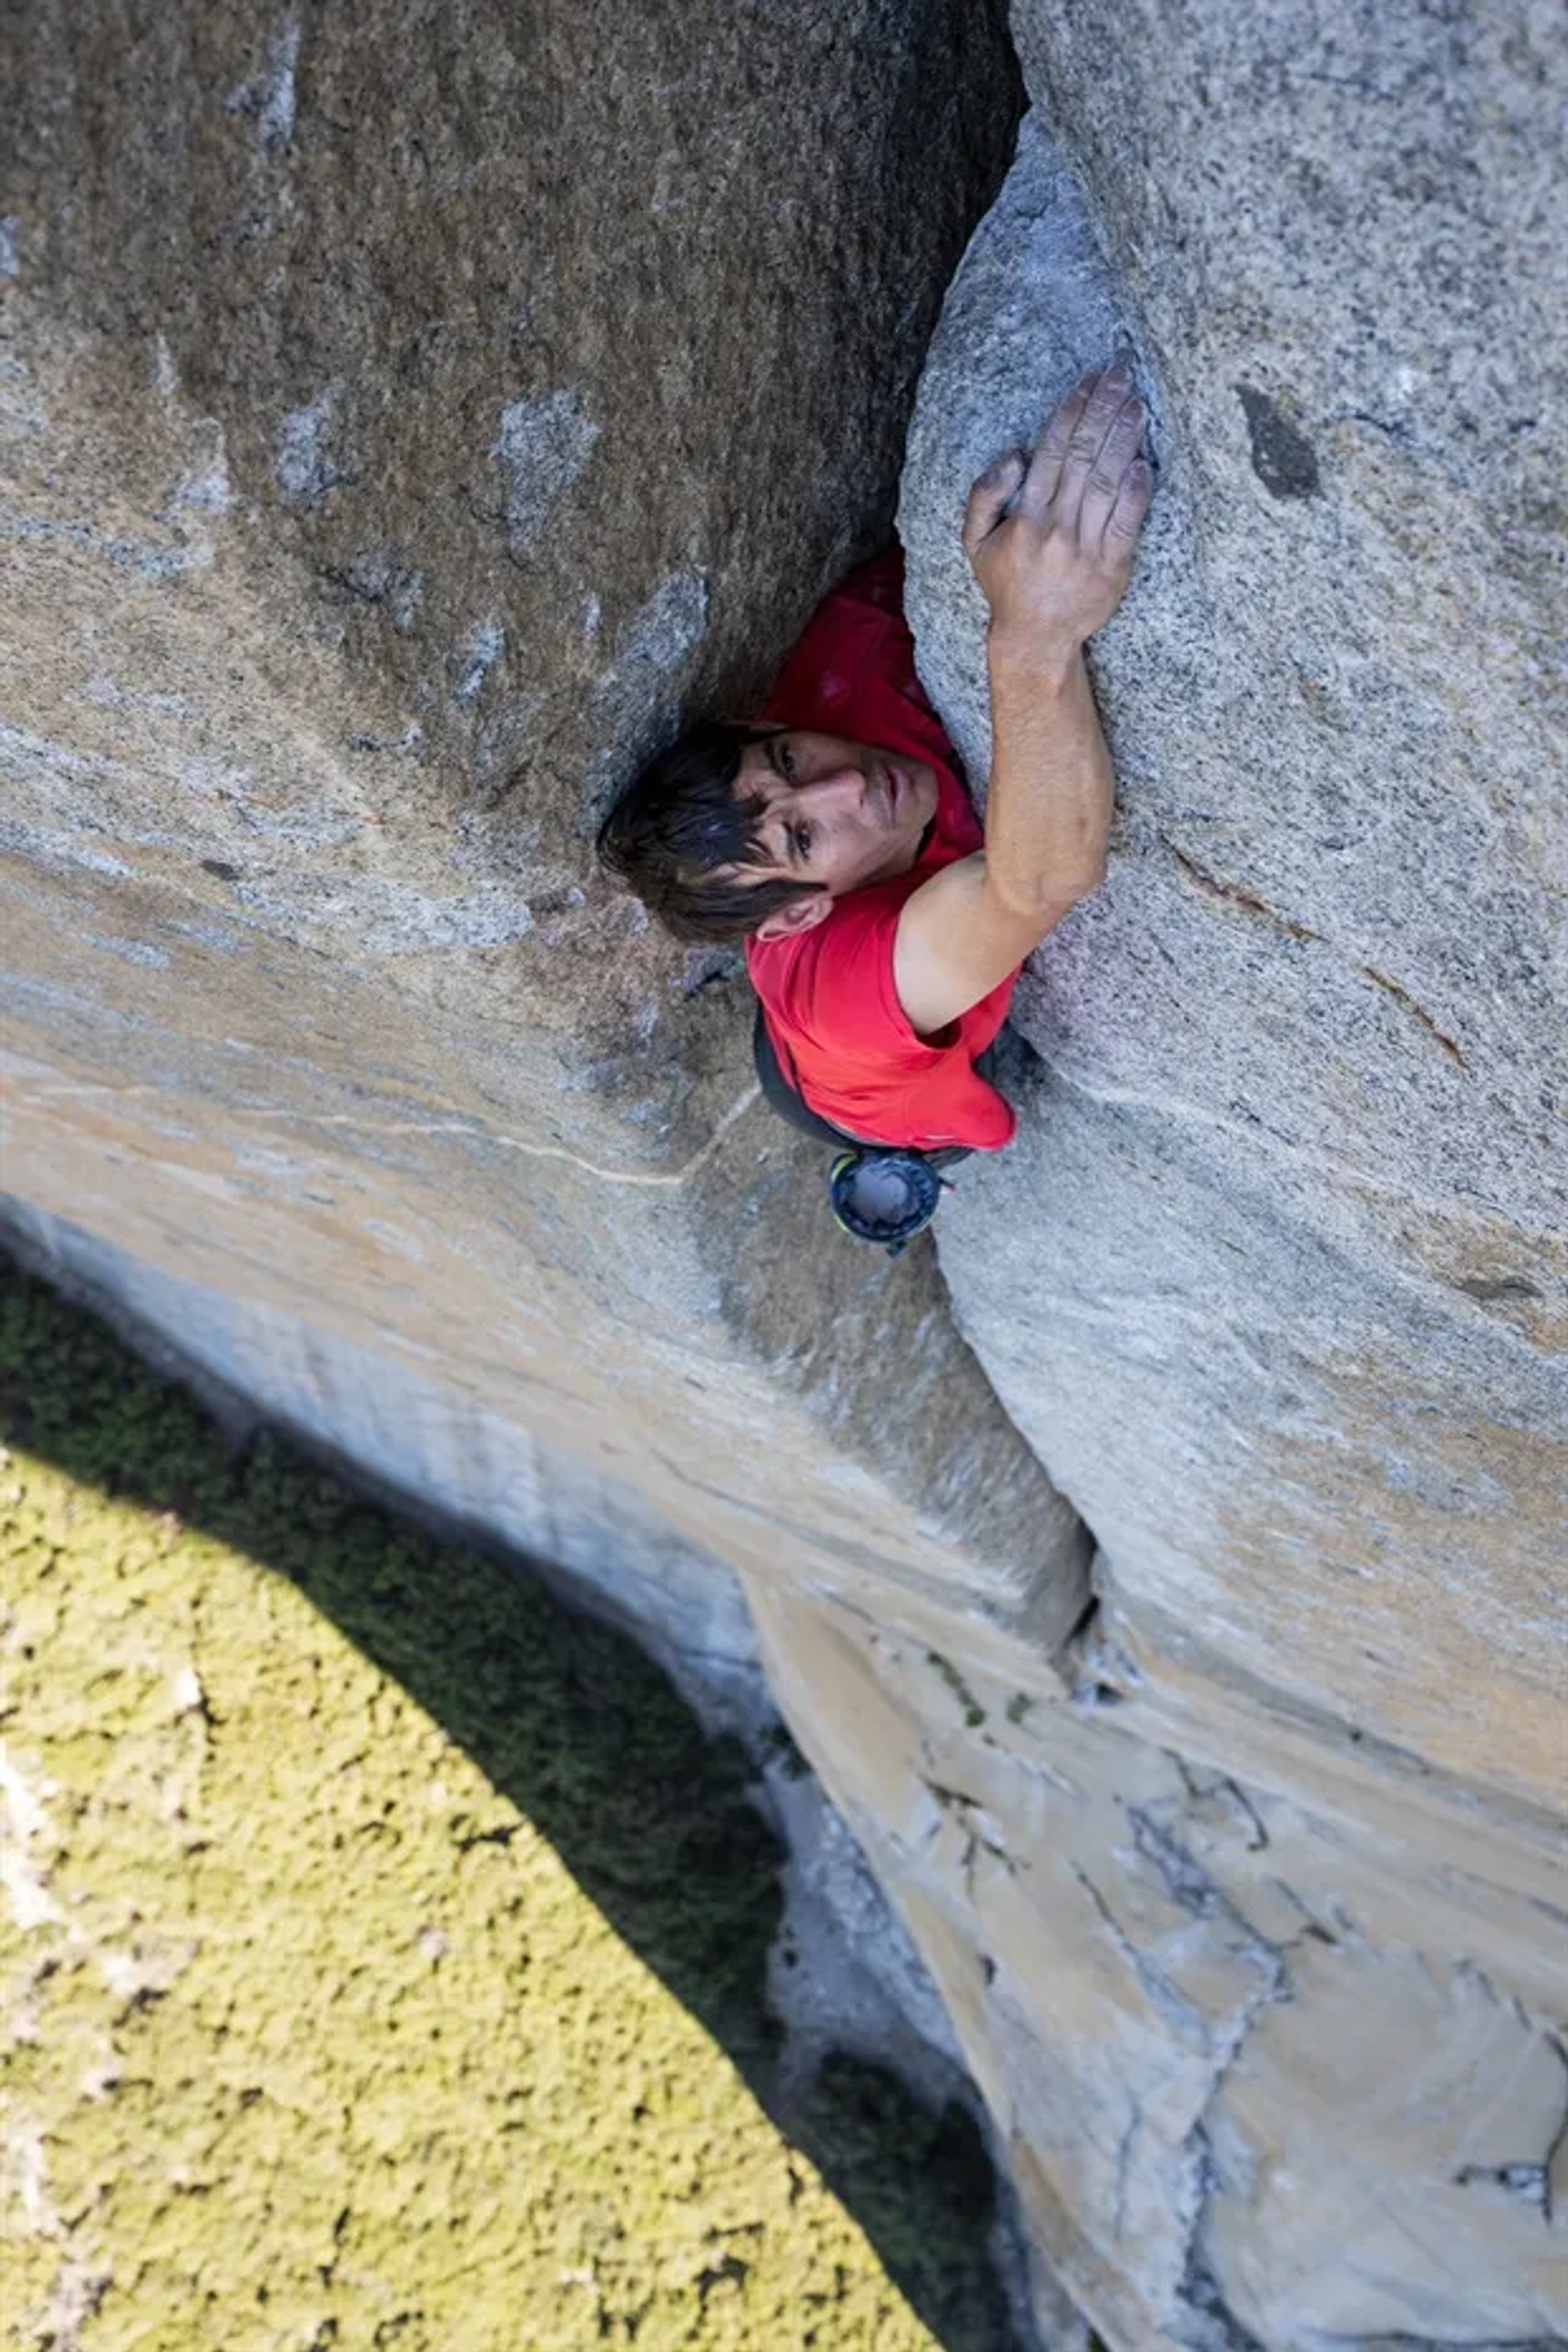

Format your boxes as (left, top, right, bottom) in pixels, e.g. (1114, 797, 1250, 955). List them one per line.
(744, 553, 1018, 1152)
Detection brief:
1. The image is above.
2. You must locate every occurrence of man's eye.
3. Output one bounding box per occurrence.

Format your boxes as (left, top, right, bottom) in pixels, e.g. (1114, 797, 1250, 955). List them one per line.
(793, 823, 812, 858)
(778, 742, 795, 777)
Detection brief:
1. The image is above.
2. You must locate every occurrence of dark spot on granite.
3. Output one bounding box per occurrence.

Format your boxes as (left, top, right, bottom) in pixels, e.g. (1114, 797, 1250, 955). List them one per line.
(1454, 1273, 1542, 1304)
(1236, 384, 1321, 499)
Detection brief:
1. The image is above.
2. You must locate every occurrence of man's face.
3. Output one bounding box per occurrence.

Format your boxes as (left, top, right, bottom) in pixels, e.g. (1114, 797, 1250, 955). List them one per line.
(732, 729, 940, 938)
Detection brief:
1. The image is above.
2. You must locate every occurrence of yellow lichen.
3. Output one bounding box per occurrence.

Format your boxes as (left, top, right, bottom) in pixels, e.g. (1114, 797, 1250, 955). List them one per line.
(2, 1269, 1013, 2350)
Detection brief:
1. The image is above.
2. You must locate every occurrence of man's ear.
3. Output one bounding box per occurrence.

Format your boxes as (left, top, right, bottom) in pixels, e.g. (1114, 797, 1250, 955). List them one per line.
(752, 891, 834, 944)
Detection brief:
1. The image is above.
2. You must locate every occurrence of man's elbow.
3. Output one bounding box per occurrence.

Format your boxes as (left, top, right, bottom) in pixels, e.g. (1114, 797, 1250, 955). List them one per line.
(1057, 856, 1108, 909)
(988, 859, 1107, 931)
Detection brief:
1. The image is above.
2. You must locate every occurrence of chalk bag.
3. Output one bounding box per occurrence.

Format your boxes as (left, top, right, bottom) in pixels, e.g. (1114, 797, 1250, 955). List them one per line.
(826, 1148, 944, 1258)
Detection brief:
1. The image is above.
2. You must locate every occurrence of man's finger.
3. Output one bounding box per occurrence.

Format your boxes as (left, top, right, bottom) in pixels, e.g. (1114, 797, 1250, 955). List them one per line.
(1102, 453, 1153, 549)
(1017, 369, 1097, 516)
(962, 448, 1027, 557)
(1077, 398, 1147, 541)
(1054, 362, 1139, 529)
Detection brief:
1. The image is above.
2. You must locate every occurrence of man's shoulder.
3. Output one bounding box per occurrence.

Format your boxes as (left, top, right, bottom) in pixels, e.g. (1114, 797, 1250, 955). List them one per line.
(747, 877, 920, 1047)
(748, 876, 905, 978)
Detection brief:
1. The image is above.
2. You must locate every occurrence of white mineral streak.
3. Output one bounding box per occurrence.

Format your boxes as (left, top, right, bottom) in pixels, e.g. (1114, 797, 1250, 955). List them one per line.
(274, 389, 343, 506)
(491, 392, 599, 555)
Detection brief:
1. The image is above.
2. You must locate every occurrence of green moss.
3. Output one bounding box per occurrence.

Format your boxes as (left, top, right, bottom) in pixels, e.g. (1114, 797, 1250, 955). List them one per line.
(1, 1264, 1019, 2350)
(924, 1650, 987, 1731)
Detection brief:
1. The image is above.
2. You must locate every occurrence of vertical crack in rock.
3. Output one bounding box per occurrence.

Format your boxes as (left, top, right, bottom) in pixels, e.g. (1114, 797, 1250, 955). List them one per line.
(1062, 1584, 1142, 1706)
(1118, 1807, 1298, 2350)
(1454, 2034, 1568, 2230)
(1178, 2212, 1272, 2352)
(1110, 2105, 1141, 2246)
(1067, 1862, 1217, 2052)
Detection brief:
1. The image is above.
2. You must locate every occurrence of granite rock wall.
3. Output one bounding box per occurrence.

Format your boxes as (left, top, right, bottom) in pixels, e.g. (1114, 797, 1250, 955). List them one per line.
(3, 0, 1086, 1656)
(877, 8, 1566, 2337)
(4, 3, 1566, 2347)
(6, 0, 1024, 1148)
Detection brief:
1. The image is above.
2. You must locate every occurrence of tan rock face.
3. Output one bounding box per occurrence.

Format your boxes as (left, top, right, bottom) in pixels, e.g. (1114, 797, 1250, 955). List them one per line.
(6, 6, 1567, 2350)
(746, 1585, 1568, 2351)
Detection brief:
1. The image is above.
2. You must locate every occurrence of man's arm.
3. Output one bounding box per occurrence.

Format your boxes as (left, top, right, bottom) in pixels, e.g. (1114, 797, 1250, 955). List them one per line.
(893, 359, 1151, 1039)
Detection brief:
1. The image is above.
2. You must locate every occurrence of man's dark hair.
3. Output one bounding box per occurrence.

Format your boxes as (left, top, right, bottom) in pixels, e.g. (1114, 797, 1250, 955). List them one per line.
(595, 720, 826, 944)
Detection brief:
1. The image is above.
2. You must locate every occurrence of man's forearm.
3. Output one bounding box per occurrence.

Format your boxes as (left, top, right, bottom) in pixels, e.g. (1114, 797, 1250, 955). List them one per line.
(982, 635, 1114, 923)
(886, 358, 1145, 1037)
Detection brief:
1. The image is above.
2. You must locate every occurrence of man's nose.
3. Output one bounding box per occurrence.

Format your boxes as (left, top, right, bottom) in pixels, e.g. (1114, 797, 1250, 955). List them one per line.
(804, 762, 866, 805)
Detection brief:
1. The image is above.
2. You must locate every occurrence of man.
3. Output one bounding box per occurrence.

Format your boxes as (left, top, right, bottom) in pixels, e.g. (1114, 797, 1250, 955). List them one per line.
(597, 359, 1151, 1157)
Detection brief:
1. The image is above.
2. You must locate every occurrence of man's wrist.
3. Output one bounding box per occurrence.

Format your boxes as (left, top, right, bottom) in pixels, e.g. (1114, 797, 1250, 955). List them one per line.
(986, 626, 1083, 698)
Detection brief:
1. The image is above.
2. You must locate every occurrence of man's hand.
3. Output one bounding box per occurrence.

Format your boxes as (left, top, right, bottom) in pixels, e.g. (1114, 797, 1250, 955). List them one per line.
(962, 358, 1150, 673)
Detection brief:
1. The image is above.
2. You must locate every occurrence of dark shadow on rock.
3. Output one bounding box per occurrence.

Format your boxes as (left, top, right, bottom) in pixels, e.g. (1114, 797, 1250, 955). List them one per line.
(0, 1254, 1025, 2352)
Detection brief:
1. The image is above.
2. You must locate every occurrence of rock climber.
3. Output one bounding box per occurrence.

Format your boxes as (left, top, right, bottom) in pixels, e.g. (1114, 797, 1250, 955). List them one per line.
(596, 358, 1151, 1178)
